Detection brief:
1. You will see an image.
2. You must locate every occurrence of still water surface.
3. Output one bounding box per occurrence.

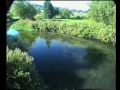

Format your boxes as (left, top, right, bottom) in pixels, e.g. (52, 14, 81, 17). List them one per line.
(7, 30, 115, 89)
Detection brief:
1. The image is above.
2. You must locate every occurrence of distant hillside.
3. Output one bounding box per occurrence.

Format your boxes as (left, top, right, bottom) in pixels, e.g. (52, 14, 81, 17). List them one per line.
(32, 4, 63, 11)
(32, 4, 88, 13)
(33, 4, 43, 10)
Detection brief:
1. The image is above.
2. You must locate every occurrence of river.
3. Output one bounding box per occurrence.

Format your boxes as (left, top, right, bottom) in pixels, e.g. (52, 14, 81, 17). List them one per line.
(7, 29, 116, 89)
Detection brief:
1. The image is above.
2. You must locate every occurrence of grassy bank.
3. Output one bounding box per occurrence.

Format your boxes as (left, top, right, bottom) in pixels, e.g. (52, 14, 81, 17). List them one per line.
(10, 19, 116, 46)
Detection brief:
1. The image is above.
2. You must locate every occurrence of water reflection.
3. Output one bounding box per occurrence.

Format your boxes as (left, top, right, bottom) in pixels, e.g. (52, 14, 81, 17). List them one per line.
(7, 29, 30, 51)
(28, 36, 107, 89)
(7, 31, 115, 89)
(84, 47, 107, 69)
(7, 28, 19, 36)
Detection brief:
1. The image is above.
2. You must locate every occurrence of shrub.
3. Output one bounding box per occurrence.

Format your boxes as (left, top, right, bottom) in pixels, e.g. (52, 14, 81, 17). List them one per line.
(10, 19, 33, 31)
(34, 13, 44, 20)
(11, 19, 115, 45)
(74, 16, 81, 19)
(54, 7, 60, 16)
(89, 1, 115, 25)
(31, 20, 116, 46)
(60, 8, 72, 19)
(32, 20, 59, 32)
(7, 47, 44, 89)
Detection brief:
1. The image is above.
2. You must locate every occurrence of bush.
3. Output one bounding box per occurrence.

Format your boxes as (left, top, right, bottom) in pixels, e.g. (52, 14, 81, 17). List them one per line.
(34, 13, 44, 20)
(10, 19, 115, 45)
(60, 8, 72, 19)
(32, 20, 115, 46)
(89, 1, 115, 25)
(7, 47, 44, 89)
(74, 16, 81, 19)
(10, 1, 37, 19)
(10, 19, 33, 31)
(32, 20, 59, 32)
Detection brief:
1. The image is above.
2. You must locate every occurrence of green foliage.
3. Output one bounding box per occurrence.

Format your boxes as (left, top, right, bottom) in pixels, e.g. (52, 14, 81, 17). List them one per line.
(10, 1, 37, 19)
(7, 47, 44, 89)
(89, 1, 115, 25)
(32, 20, 59, 32)
(10, 19, 33, 31)
(32, 19, 115, 45)
(60, 8, 72, 19)
(54, 7, 60, 16)
(113, 5, 116, 28)
(43, 0, 55, 19)
(71, 12, 89, 19)
(9, 17, 115, 45)
(34, 12, 44, 20)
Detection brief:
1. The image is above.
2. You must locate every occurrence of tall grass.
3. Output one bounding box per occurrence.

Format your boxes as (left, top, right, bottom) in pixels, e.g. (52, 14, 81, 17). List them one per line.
(10, 19, 116, 46)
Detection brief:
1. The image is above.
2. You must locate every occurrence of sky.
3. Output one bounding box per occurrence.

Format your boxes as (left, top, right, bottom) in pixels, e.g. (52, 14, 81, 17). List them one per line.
(28, 1, 91, 11)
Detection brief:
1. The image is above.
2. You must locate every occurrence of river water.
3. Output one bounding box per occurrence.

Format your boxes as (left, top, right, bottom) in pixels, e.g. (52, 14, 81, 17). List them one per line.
(7, 30, 116, 89)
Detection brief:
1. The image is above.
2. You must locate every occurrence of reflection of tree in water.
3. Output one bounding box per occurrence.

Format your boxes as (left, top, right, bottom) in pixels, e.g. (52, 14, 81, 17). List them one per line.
(40, 33, 52, 48)
(35, 45, 109, 89)
(84, 46, 107, 69)
(20, 31, 39, 44)
(46, 40, 51, 48)
(7, 35, 30, 51)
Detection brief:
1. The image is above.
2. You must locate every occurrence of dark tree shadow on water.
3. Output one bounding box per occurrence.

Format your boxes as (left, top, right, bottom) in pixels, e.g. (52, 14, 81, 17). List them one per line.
(28, 35, 107, 89)
(7, 35, 30, 51)
(33, 45, 107, 89)
(83, 46, 107, 69)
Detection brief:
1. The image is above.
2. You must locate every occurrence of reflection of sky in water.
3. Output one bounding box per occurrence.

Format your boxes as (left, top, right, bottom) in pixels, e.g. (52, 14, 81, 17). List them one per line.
(29, 36, 88, 71)
(7, 31, 114, 89)
(7, 28, 19, 36)
(28, 36, 89, 88)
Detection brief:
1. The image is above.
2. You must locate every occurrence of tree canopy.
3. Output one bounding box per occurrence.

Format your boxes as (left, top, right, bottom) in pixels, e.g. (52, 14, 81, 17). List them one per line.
(10, 1, 37, 19)
(43, 0, 55, 19)
(60, 8, 72, 19)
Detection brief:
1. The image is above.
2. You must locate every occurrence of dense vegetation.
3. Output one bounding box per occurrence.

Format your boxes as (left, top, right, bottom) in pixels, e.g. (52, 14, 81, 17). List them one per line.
(89, 1, 115, 25)
(7, 47, 44, 89)
(10, 19, 115, 45)
(7, 0, 116, 89)
(60, 8, 72, 19)
(10, 19, 33, 31)
(10, 1, 37, 19)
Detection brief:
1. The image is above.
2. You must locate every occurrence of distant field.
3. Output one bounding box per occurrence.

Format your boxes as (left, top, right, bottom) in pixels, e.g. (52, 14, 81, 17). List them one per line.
(39, 18, 95, 24)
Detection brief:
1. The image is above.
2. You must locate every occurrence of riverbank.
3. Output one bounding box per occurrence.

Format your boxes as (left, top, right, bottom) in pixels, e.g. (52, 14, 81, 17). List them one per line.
(10, 18, 116, 46)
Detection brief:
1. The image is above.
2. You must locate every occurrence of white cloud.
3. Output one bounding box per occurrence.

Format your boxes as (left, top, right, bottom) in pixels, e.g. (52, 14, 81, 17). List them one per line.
(51, 1, 91, 11)
(28, 1, 91, 11)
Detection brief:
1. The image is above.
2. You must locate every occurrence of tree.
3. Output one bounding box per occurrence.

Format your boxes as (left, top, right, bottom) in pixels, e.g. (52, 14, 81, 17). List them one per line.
(89, 1, 115, 25)
(60, 8, 71, 19)
(43, 0, 55, 19)
(54, 7, 60, 16)
(10, 1, 37, 19)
